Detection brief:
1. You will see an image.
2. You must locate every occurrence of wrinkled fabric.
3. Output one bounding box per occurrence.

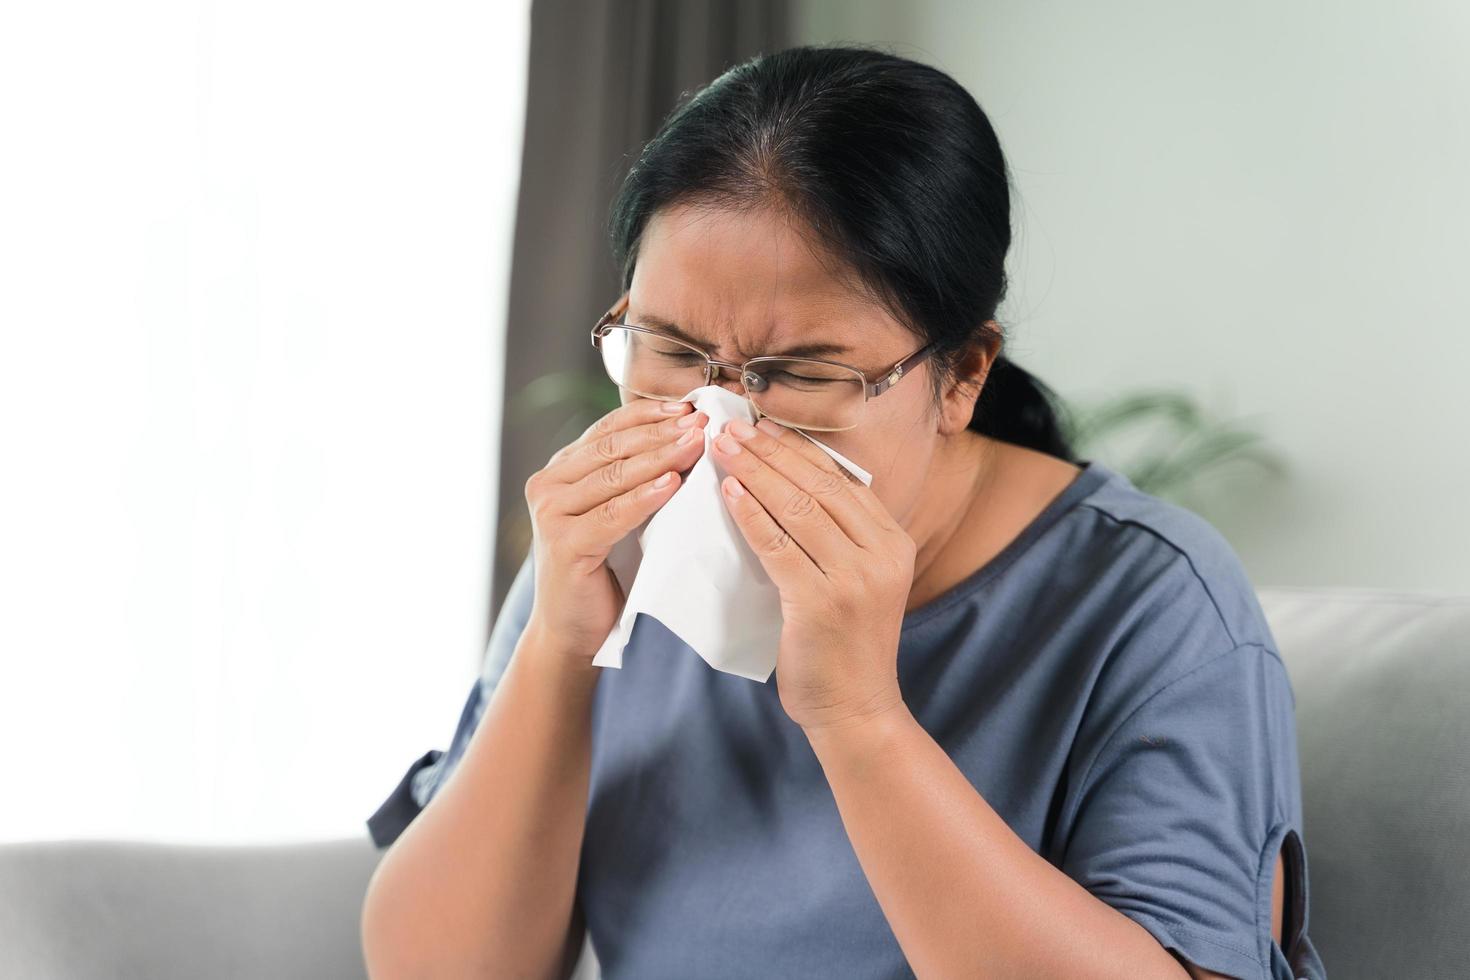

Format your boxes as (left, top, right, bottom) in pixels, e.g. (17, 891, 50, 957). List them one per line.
(369, 458, 1326, 980)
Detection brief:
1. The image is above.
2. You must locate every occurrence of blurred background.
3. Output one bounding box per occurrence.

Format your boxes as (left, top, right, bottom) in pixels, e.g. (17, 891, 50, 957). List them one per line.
(2, 0, 1465, 851)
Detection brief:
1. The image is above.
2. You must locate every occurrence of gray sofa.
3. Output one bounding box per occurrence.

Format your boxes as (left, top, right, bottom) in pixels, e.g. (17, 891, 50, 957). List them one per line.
(3, 587, 1466, 979)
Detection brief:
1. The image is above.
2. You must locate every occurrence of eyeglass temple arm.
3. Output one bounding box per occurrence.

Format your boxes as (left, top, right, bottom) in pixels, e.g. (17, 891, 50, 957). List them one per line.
(866, 343, 934, 398)
(590, 294, 629, 346)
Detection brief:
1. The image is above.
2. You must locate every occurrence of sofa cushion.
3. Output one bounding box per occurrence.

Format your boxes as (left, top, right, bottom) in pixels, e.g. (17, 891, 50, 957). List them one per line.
(1258, 587, 1470, 980)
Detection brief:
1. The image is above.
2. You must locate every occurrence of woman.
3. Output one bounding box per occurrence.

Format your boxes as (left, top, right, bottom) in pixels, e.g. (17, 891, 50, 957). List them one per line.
(361, 45, 1325, 980)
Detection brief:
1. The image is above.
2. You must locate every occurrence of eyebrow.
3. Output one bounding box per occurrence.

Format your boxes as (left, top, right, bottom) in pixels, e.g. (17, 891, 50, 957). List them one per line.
(628, 311, 855, 360)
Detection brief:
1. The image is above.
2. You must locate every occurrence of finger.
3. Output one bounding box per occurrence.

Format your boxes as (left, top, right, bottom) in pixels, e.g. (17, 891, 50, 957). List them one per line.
(711, 427, 853, 570)
(549, 397, 701, 487)
(562, 466, 687, 557)
(755, 418, 903, 537)
(724, 418, 886, 551)
(550, 396, 692, 482)
(718, 472, 818, 590)
(562, 412, 708, 515)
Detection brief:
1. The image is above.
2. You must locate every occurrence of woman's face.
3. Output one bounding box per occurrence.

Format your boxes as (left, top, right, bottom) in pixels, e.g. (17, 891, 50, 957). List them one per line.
(621, 203, 989, 528)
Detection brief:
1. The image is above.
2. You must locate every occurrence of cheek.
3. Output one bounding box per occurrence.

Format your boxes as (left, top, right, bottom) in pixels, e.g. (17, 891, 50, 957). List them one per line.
(855, 414, 938, 519)
(806, 429, 870, 481)
(825, 400, 928, 474)
(815, 431, 895, 501)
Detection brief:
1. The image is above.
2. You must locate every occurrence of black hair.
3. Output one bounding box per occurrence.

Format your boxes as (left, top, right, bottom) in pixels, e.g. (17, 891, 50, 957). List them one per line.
(605, 42, 1076, 462)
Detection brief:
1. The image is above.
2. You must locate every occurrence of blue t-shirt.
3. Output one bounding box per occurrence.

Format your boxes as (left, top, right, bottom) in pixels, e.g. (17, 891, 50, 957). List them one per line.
(368, 457, 1327, 980)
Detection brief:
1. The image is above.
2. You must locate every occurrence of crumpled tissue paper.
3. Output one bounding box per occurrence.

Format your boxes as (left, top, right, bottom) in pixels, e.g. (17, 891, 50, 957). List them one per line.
(591, 384, 874, 683)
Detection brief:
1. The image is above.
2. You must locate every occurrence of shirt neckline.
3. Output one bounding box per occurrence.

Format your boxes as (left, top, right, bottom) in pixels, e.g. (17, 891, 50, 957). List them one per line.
(900, 457, 1114, 631)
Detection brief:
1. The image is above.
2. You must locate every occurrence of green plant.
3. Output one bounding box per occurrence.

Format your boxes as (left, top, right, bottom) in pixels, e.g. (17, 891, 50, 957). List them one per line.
(507, 368, 622, 449)
(1057, 388, 1287, 500)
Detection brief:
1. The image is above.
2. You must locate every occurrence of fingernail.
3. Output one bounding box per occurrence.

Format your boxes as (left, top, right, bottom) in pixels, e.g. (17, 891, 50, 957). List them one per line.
(678, 427, 699, 445)
(756, 418, 782, 436)
(653, 472, 673, 487)
(716, 433, 742, 454)
(676, 409, 703, 428)
(662, 401, 689, 413)
(726, 419, 757, 440)
(723, 476, 745, 497)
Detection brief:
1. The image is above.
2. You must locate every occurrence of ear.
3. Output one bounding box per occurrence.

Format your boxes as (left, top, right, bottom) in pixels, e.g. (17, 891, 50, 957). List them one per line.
(936, 322, 1002, 436)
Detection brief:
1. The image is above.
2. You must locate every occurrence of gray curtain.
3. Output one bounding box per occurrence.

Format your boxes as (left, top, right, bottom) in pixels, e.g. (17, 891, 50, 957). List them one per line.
(487, 0, 792, 646)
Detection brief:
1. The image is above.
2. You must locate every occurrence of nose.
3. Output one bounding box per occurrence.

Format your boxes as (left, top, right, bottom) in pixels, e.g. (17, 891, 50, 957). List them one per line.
(708, 361, 748, 397)
(706, 361, 771, 423)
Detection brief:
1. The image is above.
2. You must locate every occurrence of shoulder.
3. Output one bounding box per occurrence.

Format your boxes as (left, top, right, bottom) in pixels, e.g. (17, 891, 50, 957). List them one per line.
(1069, 460, 1281, 654)
(1055, 460, 1294, 730)
(1077, 461, 1276, 649)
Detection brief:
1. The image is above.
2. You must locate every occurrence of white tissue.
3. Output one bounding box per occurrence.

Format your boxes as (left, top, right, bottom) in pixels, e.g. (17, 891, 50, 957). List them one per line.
(591, 385, 874, 683)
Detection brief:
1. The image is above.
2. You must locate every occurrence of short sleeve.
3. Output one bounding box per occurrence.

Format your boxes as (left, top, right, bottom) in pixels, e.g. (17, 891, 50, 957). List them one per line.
(366, 550, 537, 849)
(1059, 642, 1313, 980)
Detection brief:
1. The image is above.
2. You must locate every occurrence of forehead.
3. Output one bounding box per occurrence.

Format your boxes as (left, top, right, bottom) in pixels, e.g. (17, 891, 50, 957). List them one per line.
(627, 204, 909, 359)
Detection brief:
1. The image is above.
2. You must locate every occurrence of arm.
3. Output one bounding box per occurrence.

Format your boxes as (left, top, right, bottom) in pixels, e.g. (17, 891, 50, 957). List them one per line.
(805, 704, 1197, 980)
(806, 643, 1296, 980)
(360, 623, 599, 980)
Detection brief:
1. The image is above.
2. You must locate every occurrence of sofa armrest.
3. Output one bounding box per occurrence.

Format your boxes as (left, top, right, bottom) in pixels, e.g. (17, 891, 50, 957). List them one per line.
(0, 835, 382, 979)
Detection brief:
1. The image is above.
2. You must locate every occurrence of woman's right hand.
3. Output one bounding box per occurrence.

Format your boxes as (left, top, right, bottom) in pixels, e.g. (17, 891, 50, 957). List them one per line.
(522, 396, 709, 662)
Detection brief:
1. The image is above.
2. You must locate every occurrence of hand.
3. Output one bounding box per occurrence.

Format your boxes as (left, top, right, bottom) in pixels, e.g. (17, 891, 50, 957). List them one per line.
(522, 397, 708, 662)
(712, 417, 915, 733)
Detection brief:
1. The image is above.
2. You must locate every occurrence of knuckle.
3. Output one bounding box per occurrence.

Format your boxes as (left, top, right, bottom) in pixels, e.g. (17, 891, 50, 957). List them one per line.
(523, 469, 543, 500)
(527, 494, 555, 526)
(598, 455, 627, 490)
(781, 490, 818, 521)
(593, 433, 620, 462)
(763, 524, 795, 556)
(594, 494, 622, 527)
(809, 469, 845, 497)
(750, 436, 776, 458)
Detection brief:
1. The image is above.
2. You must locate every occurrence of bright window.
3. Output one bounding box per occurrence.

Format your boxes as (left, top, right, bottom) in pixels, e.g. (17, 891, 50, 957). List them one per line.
(0, 0, 530, 843)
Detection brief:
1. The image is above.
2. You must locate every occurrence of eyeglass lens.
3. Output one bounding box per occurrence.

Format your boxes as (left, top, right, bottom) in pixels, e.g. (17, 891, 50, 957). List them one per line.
(597, 326, 865, 430)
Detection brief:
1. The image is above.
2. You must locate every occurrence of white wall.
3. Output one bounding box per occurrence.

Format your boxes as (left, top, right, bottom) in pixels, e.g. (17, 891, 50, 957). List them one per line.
(795, 0, 1469, 593)
(0, 1, 528, 843)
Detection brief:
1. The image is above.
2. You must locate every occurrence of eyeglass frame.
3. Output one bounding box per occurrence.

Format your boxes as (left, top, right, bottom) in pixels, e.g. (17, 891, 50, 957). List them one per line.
(589, 293, 936, 431)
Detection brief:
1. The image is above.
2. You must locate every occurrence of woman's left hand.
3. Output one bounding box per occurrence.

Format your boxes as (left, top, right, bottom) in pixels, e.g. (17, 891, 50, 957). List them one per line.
(712, 416, 916, 735)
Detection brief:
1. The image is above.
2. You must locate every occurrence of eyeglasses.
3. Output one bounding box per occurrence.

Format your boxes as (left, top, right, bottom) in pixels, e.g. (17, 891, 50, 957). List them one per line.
(589, 293, 935, 432)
